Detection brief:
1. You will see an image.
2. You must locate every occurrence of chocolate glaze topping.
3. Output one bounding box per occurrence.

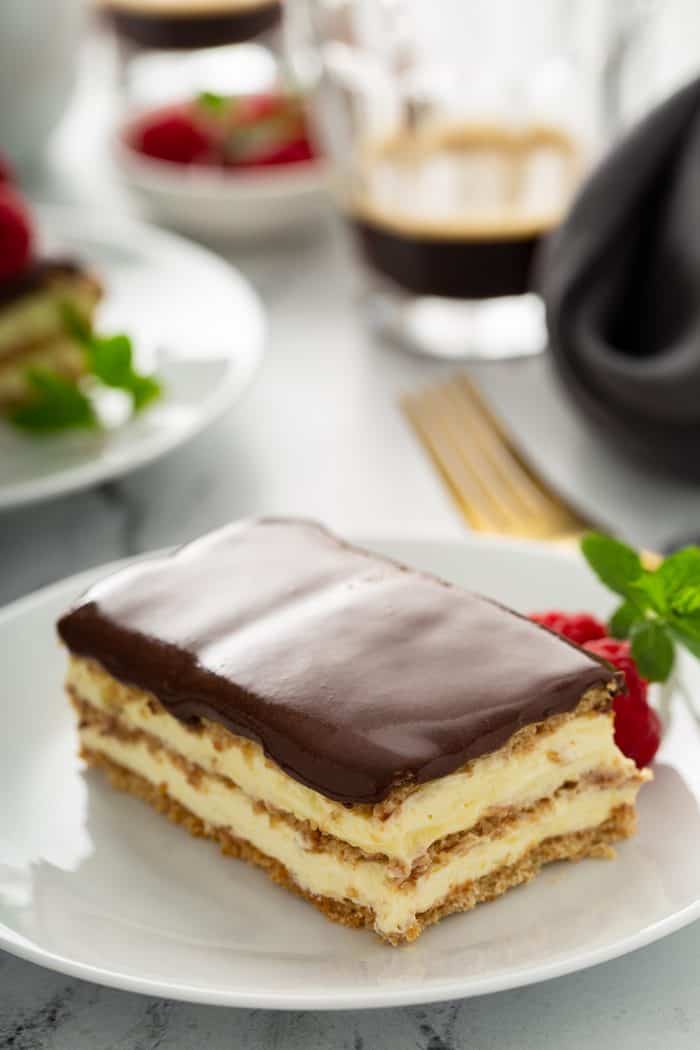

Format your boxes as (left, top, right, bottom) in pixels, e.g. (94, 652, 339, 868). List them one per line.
(0, 259, 82, 309)
(58, 518, 616, 804)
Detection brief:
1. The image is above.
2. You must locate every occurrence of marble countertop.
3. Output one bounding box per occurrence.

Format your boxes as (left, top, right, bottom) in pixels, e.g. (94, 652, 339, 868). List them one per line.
(2, 34, 700, 1050)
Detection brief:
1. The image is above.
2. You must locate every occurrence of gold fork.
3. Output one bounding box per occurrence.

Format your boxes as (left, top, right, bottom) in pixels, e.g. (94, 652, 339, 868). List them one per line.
(401, 372, 590, 541)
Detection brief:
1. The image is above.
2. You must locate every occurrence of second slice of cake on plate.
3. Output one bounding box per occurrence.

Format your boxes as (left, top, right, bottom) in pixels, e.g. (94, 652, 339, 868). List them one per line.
(0, 261, 101, 410)
(58, 518, 649, 944)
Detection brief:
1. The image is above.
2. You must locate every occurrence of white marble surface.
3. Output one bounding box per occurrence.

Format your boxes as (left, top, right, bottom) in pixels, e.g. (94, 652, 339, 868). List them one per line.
(3, 29, 700, 1049)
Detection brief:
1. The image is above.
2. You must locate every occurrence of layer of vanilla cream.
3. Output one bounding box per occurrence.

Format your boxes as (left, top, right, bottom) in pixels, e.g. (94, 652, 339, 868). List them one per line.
(80, 725, 641, 938)
(0, 278, 99, 359)
(69, 657, 635, 871)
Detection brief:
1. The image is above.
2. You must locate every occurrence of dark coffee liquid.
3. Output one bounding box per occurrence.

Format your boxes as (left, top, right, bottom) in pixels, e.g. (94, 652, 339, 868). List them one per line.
(349, 125, 579, 300)
(104, 0, 282, 49)
(352, 221, 543, 299)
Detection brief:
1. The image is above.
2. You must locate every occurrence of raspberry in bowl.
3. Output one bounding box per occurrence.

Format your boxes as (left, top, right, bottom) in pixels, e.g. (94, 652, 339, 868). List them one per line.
(115, 90, 327, 239)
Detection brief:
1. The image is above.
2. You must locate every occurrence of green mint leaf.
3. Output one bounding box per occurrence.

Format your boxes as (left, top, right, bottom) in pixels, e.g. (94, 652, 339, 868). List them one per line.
(126, 373, 162, 412)
(61, 306, 162, 414)
(656, 547, 700, 596)
(627, 572, 668, 615)
(670, 625, 700, 661)
(630, 619, 675, 682)
(669, 607, 700, 640)
(198, 91, 227, 113)
(582, 534, 700, 680)
(580, 532, 645, 601)
(669, 585, 700, 617)
(608, 601, 639, 639)
(10, 368, 97, 432)
(60, 301, 92, 345)
(87, 333, 134, 388)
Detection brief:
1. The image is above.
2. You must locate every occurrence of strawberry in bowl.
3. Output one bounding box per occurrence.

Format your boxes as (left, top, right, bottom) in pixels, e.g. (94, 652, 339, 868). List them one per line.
(116, 89, 326, 240)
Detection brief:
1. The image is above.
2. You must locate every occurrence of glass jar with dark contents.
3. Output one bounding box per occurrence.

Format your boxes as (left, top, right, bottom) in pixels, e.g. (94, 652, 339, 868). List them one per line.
(102, 0, 285, 111)
(289, 0, 620, 360)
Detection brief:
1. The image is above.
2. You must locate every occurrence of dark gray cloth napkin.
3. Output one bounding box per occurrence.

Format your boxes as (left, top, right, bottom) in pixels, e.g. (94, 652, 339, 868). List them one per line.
(542, 75, 700, 480)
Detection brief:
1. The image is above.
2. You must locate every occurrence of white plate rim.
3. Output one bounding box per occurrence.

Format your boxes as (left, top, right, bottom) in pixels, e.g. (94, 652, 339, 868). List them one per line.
(0, 204, 266, 512)
(1, 532, 699, 1010)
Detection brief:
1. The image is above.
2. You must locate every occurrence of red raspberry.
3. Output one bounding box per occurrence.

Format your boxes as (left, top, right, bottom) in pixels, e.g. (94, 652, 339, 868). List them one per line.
(530, 610, 607, 646)
(133, 109, 212, 166)
(0, 151, 15, 184)
(0, 185, 33, 281)
(583, 637, 660, 767)
(583, 637, 648, 704)
(611, 689, 662, 768)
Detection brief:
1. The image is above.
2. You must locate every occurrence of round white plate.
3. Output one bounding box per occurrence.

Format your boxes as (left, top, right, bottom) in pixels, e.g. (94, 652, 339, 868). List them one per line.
(0, 205, 265, 511)
(1, 534, 699, 1009)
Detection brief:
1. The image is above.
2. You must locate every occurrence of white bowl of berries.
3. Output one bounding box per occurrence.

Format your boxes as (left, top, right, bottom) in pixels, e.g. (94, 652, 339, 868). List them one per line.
(114, 91, 329, 240)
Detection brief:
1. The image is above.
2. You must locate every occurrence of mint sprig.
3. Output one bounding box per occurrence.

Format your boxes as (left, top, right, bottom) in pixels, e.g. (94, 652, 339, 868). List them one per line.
(10, 368, 97, 431)
(62, 304, 162, 414)
(581, 532, 700, 681)
(9, 306, 162, 434)
(197, 90, 228, 114)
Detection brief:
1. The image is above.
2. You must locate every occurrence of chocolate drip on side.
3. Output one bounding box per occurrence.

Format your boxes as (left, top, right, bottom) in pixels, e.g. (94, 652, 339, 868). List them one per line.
(58, 518, 616, 804)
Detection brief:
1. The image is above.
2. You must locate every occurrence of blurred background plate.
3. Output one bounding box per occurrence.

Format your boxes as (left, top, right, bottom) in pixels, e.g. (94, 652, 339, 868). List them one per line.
(0, 204, 265, 511)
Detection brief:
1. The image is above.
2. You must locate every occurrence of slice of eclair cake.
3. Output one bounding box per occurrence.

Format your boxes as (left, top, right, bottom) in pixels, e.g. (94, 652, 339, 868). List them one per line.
(57, 518, 648, 943)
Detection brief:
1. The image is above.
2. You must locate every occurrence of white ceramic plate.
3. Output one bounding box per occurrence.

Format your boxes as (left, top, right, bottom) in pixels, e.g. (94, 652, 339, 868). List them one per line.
(114, 134, 329, 240)
(0, 205, 265, 511)
(1, 534, 699, 1010)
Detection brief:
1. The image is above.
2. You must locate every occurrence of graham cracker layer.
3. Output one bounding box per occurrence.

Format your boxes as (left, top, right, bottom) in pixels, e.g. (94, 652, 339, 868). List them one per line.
(81, 747, 636, 945)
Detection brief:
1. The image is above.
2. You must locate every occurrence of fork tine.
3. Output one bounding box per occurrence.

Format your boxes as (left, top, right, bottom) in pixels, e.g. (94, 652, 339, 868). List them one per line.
(447, 379, 557, 519)
(405, 387, 540, 534)
(446, 380, 584, 535)
(455, 374, 581, 508)
(403, 393, 507, 532)
(438, 381, 551, 523)
(421, 386, 532, 532)
(402, 374, 588, 539)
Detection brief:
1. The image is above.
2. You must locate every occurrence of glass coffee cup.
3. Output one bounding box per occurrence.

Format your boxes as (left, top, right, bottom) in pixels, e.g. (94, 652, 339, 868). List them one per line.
(290, 0, 600, 359)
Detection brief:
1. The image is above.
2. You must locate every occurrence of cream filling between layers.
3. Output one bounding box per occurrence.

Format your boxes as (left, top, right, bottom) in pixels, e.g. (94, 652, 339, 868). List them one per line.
(80, 725, 641, 937)
(0, 281, 99, 359)
(0, 339, 85, 405)
(68, 657, 635, 870)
